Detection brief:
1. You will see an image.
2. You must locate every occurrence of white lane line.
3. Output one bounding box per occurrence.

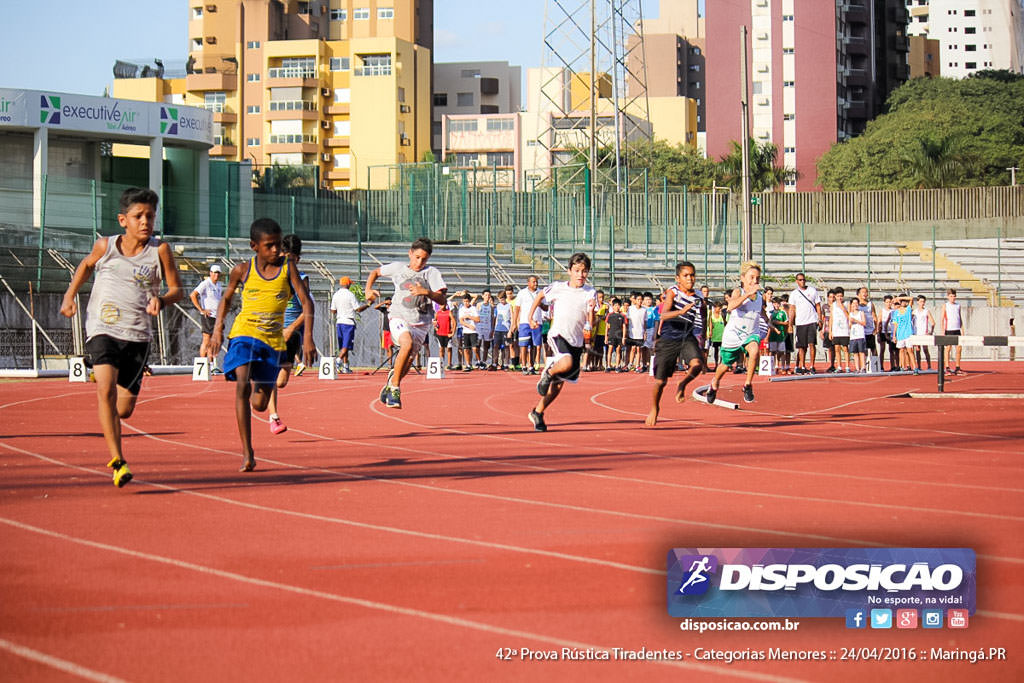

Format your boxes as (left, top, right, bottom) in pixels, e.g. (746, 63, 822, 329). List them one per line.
(0, 516, 805, 683)
(0, 637, 127, 683)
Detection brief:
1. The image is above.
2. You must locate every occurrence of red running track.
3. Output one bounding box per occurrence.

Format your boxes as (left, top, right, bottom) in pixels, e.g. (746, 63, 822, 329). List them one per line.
(1, 363, 1022, 682)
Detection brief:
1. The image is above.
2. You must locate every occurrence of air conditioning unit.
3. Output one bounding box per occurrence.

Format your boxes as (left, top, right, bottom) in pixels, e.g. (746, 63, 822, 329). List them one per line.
(399, 104, 411, 113)
(206, 4, 217, 11)
(321, 120, 331, 129)
(205, 36, 217, 44)
(322, 153, 332, 162)
(322, 87, 331, 97)
(400, 136, 411, 146)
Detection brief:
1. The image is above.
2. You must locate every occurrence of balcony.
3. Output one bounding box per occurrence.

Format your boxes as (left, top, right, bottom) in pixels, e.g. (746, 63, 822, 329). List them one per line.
(266, 66, 318, 87)
(325, 169, 351, 182)
(353, 65, 392, 77)
(187, 70, 238, 91)
(325, 137, 350, 148)
(265, 134, 318, 155)
(210, 141, 237, 157)
(266, 100, 319, 120)
(185, 53, 239, 91)
(480, 77, 499, 95)
(325, 103, 350, 115)
(203, 104, 238, 123)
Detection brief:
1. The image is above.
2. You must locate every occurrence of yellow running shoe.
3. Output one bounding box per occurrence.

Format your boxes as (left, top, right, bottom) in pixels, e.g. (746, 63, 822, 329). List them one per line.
(113, 463, 133, 488)
(106, 456, 124, 469)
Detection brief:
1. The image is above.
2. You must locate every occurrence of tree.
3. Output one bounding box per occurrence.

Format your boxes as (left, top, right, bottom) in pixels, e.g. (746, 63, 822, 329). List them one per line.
(717, 139, 796, 192)
(253, 163, 317, 194)
(817, 73, 1024, 189)
(901, 133, 974, 189)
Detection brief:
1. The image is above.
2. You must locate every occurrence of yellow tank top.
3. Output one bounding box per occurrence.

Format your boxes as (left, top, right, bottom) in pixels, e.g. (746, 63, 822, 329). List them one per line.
(228, 257, 291, 350)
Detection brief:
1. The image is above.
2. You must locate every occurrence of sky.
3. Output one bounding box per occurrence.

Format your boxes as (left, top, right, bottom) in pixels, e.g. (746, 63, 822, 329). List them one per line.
(0, 0, 560, 97)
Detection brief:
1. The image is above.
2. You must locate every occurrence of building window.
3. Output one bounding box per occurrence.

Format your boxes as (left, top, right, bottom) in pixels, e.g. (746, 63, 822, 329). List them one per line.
(433, 93, 448, 106)
(355, 54, 392, 76)
(752, 82, 763, 94)
(297, 2, 310, 15)
(966, 62, 977, 69)
(457, 92, 474, 107)
(487, 152, 514, 167)
(330, 8, 347, 21)
(247, 72, 260, 82)
(461, 69, 481, 78)
(247, 137, 260, 146)
(782, 48, 794, 55)
(333, 88, 351, 103)
(204, 92, 226, 112)
(432, 121, 442, 135)
(333, 120, 351, 136)
(330, 57, 350, 71)
(784, 146, 795, 153)
(353, 7, 370, 20)
(191, 38, 203, 51)
(453, 153, 478, 166)
(448, 119, 478, 132)
(398, 87, 406, 103)
(378, 7, 394, 19)
(192, 7, 203, 19)
(965, 44, 976, 51)
(782, 14, 793, 21)
(965, 9, 976, 16)
(783, 114, 795, 121)
(247, 40, 260, 49)
(486, 118, 515, 131)
(688, 64, 701, 71)
(783, 80, 795, 87)
(965, 26, 976, 34)
(247, 105, 261, 114)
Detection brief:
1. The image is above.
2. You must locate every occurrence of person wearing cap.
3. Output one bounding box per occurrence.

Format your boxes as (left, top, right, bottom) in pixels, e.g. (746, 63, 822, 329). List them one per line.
(330, 276, 368, 373)
(190, 263, 224, 371)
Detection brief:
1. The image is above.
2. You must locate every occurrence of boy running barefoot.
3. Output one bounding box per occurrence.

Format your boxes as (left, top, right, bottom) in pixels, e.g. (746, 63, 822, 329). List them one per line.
(706, 261, 769, 405)
(60, 188, 183, 487)
(646, 262, 707, 426)
(365, 237, 448, 409)
(527, 253, 597, 432)
(211, 219, 315, 472)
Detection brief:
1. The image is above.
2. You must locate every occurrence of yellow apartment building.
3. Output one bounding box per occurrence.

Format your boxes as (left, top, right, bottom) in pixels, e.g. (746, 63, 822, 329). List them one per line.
(114, 0, 432, 189)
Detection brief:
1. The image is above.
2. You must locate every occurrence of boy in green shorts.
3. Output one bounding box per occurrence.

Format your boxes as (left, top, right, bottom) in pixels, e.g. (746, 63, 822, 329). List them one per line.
(706, 261, 770, 404)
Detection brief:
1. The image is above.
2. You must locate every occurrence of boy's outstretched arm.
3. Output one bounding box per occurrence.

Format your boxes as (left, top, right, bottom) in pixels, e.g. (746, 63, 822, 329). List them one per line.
(60, 238, 109, 318)
(210, 262, 247, 356)
(364, 267, 382, 303)
(288, 256, 316, 366)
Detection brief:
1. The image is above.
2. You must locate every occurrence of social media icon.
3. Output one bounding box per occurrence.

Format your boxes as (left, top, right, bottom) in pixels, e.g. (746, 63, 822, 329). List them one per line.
(948, 609, 969, 629)
(922, 609, 943, 628)
(845, 609, 867, 629)
(870, 609, 892, 629)
(896, 609, 918, 629)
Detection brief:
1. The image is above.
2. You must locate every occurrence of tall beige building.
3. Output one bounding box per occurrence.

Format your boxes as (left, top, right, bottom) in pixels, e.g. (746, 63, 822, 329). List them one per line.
(115, 1, 433, 189)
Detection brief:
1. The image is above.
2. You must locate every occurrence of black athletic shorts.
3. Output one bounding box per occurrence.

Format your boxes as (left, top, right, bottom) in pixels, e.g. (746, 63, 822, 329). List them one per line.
(606, 334, 622, 348)
(795, 323, 817, 349)
(784, 331, 795, 353)
(201, 315, 216, 335)
(436, 334, 450, 349)
(832, 335, 850, 347)
(462, 332, 479, 348)
(865, 335, 877, 353)
(653, 335, 703, 380)
(85, 335, 150, 395)
(592, 334, 605, 352)
(549, 335, 583, 382)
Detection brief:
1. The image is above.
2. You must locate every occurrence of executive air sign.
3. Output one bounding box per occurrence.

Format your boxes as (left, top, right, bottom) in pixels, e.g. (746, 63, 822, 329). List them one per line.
(667, 547, 976, 618)
(0, 88, 212, 145)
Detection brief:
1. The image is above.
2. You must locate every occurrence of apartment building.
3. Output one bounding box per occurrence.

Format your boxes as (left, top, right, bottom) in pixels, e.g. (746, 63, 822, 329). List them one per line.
(923, 0, 1024, 78)
(114, 0, 433, 189)
(705, 0, 909, 191)
(432, 61, 522, 156)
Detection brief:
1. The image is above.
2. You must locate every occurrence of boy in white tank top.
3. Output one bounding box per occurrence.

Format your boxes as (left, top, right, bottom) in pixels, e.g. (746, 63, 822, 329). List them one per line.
(706, 261, 769, 405)
(60, 188, 183, 488)
(941, 289, 965, 374)
(912, 295, 936, 370)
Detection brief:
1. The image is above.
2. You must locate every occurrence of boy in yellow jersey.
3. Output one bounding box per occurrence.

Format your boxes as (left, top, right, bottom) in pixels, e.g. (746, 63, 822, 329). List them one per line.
(210, 219, 315, 471)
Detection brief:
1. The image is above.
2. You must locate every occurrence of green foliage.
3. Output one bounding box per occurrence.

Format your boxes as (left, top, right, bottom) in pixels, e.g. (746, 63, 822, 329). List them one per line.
(253, 164, 317, 194)
(817, 74, 1024, 189)
(717, 139, 796, 192)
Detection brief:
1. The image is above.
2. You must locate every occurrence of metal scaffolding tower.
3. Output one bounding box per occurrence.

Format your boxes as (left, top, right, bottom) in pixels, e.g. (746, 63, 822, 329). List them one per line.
(532, 0, 653, 195)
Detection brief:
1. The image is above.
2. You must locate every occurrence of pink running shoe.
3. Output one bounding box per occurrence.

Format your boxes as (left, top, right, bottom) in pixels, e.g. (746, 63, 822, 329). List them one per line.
(269, 417, 288, 435)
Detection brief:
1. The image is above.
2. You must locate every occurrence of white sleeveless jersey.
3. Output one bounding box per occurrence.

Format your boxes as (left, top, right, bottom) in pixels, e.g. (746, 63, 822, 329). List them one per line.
(721, 291, 764, 349)
(830, 301, 850, 337)
(945, 302, 962, 331)
(86, 236, 162, 342)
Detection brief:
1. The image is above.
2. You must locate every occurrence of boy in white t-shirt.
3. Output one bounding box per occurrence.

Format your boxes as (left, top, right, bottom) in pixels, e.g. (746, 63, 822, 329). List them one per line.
(458, 292, 480, 371)
(527, 253, 597, 432)
(365, 238, 448, 409)
(941, 288, 965, 375)
(847, 298, 867, 372)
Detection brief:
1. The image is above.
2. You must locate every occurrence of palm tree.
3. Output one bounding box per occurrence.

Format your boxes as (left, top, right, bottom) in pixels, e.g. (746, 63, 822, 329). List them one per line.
(902, 134, 971, 189)
(718, 139, 796, 192)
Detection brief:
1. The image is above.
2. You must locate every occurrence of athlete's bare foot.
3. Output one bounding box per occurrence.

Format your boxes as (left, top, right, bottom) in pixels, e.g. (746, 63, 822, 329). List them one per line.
(240, 453, 256, 472)
(644, 407, 659, 426)
(675, 372, 698, 403)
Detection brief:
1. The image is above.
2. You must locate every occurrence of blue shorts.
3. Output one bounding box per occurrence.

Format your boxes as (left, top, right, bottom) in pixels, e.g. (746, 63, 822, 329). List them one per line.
(224, 336, 281, 385)
(336, 323, 356, 349)
(518, 323, 542, 347)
